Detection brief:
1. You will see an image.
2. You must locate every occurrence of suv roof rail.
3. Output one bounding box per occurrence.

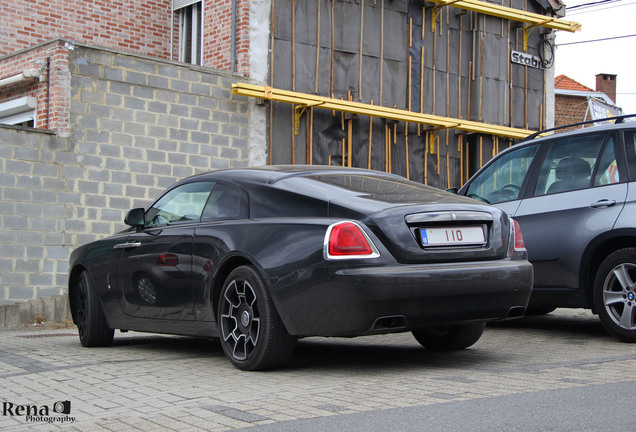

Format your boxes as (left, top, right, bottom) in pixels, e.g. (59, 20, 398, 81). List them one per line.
(521, 113, 636, 142)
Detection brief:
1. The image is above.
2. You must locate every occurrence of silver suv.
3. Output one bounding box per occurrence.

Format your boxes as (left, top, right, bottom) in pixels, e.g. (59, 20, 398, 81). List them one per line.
(458, 116, 636, 342)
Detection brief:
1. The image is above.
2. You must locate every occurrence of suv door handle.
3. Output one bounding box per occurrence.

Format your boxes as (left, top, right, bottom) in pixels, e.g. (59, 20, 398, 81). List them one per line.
(590, 199, 616, 209)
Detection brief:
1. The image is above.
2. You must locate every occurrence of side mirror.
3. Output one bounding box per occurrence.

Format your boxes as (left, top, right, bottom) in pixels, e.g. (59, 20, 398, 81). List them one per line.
(124, 208, 145, 228)
(445, 187, 459, 194)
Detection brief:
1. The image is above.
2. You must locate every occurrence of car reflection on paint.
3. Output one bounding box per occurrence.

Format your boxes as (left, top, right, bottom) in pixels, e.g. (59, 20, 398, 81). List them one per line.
(68, 166, 533, 370)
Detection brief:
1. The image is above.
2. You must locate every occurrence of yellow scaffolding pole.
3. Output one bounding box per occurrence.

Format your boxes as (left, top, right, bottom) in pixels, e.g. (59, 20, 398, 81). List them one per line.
(233, 83, 541, 140)
(427, 0, 581, 50)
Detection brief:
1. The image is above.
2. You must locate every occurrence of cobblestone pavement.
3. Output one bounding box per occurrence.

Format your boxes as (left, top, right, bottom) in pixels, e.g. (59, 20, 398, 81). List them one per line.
(1, 309, 635, 431)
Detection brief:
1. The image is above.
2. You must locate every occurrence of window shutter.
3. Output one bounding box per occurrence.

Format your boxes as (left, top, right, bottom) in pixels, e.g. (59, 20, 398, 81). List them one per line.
(173, 0, 200, 11)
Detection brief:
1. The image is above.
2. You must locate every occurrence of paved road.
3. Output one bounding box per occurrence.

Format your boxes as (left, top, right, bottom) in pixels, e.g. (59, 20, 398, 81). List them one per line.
(0, 309, 634, 431)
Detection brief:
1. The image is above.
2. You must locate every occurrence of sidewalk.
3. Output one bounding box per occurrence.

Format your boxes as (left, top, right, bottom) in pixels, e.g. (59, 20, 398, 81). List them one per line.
(0, 309, 635, 431)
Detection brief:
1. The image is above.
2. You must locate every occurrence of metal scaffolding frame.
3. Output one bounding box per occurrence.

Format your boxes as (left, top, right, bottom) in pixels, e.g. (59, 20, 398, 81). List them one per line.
(232, 83, 542, 140)
(426, 0, 581, 49)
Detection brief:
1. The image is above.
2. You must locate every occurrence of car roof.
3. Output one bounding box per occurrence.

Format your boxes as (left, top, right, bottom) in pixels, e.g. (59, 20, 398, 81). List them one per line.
(177, 165, 406, 185)
(490, 119, 636, 161)
(521, 114, 636, 143)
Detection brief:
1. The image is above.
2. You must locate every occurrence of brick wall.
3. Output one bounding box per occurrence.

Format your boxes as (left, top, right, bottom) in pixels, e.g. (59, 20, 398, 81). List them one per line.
(0, 44, 251, 304)
(595, 74, 617, 105)
(0, 0, 172, 59)
(202, 0, 251, 74)
(0, 0, 251, 76)
(555, 94, 589, 131)
(0, 40, 73, 135)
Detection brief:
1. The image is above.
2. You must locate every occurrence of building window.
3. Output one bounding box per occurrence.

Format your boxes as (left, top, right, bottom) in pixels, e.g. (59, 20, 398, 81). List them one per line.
(0, 96, 37, 127)
(174, 0, 202, 65)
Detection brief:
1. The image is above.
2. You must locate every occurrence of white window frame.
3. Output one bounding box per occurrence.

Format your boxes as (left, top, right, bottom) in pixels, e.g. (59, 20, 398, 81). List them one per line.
(173, 0, 203, 66)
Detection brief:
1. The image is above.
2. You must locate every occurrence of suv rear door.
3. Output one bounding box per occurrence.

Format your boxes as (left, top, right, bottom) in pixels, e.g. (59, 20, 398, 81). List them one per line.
(614, 129, 636, 231)
(512, 131, 628, 298)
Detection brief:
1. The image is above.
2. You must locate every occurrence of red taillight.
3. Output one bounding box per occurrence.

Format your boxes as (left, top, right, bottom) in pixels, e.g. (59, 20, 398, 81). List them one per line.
(326, 222, 379, 259)
(513, 219, 525, 250)
(157, 253, 179, 266)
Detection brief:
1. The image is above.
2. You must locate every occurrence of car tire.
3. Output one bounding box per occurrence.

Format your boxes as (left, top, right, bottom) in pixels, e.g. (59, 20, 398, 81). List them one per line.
(75, 271, 114, 347)
(218, 266, 297, 370)
(593, 248, 636, 342)
(412, 322, 486, 350)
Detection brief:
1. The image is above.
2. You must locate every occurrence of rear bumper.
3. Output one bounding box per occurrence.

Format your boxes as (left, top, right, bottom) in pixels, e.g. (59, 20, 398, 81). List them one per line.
(274, 259, 534, 336)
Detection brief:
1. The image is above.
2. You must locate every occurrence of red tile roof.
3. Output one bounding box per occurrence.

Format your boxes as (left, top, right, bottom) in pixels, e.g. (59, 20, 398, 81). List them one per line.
(555, 75, 594, 92)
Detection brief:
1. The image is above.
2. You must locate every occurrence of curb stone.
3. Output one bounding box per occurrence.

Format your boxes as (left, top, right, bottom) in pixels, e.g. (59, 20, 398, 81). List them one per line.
(0, 294, 71, 328)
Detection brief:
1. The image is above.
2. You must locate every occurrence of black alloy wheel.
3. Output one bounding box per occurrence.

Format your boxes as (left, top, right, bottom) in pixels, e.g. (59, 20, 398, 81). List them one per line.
(218, 266, 296, 370)
(593, 248, 636, 342)
(75, 271, 114, 347)
(412, 322, 486, 350)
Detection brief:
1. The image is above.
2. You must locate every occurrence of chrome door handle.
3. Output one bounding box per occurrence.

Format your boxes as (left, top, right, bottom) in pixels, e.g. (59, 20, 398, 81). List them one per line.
(114, 242, 142, 249)
(590, 199, 616, 209)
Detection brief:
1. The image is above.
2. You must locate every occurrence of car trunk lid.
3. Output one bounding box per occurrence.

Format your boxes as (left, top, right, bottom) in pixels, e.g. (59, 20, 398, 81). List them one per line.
(361, 203, 511, 264)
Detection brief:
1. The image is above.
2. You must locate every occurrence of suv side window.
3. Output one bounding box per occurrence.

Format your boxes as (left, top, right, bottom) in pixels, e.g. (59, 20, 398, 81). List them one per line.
(465, 144, 539, 204)
(533, 133, 611, 196)
(594, 136, 619, 186)
(624, 131, 636, 179)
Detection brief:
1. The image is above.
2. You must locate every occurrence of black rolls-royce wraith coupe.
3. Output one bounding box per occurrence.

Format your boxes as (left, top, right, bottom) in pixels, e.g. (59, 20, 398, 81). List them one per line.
(68, 166, 533, 370)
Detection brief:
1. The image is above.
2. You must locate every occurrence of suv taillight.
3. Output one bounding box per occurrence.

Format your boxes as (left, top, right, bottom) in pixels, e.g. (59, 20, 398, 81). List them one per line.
(324, 221, 380, 260)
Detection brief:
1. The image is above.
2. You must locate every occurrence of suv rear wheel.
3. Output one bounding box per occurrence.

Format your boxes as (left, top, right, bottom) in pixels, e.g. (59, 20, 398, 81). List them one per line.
(593, 248, 636, 342)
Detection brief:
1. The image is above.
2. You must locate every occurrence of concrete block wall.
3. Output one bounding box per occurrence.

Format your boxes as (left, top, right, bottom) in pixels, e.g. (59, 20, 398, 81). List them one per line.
(0, 126, 72, 306)
(0, 43, 252, 308)
(67, 44, 251, 238)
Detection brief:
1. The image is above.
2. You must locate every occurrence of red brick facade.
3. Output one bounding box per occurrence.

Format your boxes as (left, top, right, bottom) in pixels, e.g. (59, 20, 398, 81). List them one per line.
(554, 94, 588, 131)
(0, 0, 173, 59)
(200, 0, 250, 73)
(555, 74, 594, 131)
(0, 41, 72, 135)
(0, 0, 252, 132)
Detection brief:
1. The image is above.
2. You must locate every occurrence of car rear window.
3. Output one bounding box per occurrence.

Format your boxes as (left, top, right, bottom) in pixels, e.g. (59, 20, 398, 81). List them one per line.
(308, 173, 450, 203)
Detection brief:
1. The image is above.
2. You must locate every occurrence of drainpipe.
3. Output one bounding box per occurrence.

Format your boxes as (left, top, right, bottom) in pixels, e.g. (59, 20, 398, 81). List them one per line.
(0, 69, 41, 89)
(231, 0, 237, 73)
(46, 57, 51, 129)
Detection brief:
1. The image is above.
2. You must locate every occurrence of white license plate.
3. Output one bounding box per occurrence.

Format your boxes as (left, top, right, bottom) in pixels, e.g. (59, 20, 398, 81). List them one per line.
(420, 226, 486, 246)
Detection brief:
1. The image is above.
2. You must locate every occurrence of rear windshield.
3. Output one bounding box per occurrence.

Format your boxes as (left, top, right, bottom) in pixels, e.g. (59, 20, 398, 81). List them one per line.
(307, 173, 451, 204)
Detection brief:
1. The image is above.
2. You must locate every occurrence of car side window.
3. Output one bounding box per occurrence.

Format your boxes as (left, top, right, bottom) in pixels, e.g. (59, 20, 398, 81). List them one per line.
(465, 144, 539, 204)
(201, 183, 248, 220)
(624, 131, 636, 179)
(534, 133, 610, 196)
(145, 182, 215, 227)
(594, 136, 619, 186)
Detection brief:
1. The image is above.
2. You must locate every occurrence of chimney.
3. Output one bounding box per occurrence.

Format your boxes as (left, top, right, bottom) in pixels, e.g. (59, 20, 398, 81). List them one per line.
(596, 73, 617, 105)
